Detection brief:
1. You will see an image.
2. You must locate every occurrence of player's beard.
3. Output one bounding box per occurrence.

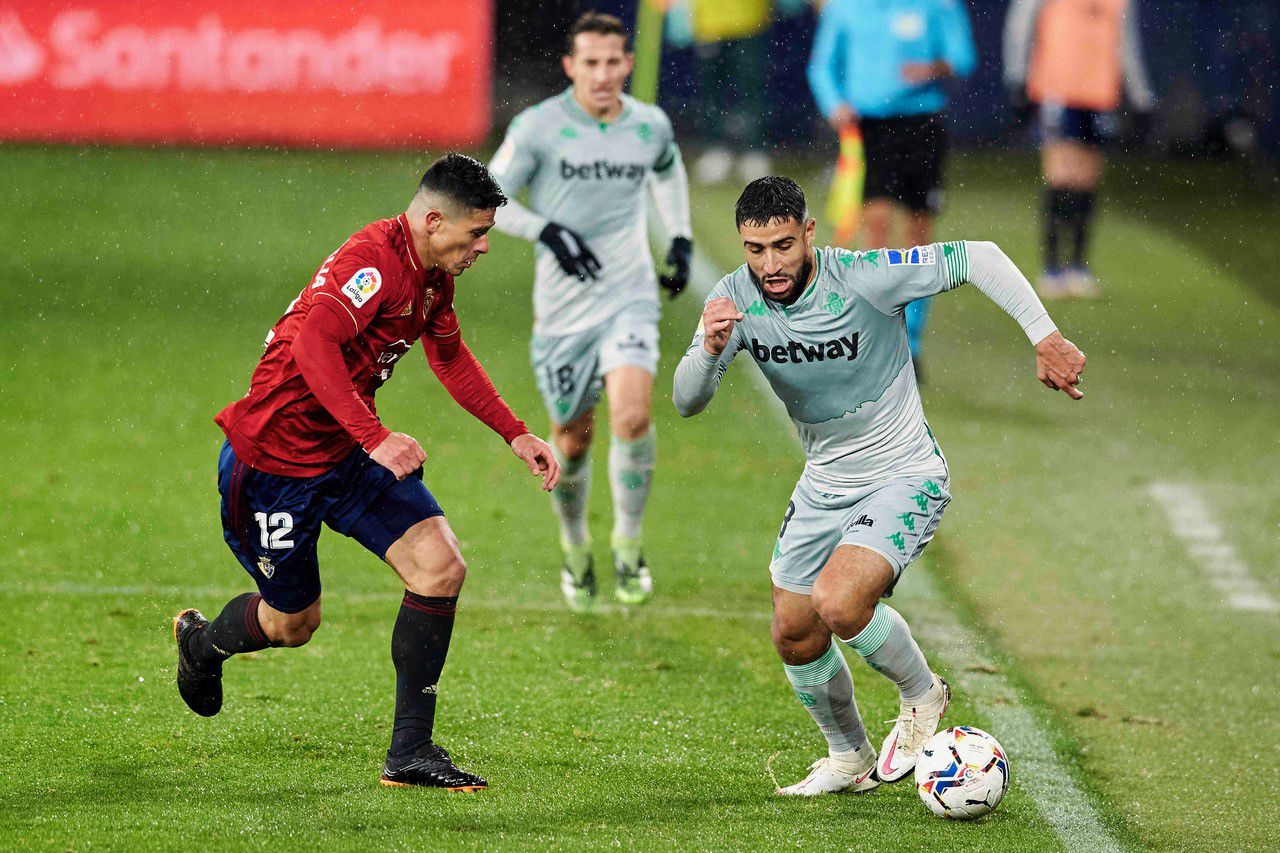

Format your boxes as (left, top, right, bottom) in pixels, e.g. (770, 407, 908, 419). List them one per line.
(751, 256, 813, 306)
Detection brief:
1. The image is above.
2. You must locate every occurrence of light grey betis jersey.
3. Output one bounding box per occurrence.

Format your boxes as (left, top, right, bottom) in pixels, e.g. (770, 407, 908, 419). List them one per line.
(490, 89, 681, 337)
(691, 243, 972, 493)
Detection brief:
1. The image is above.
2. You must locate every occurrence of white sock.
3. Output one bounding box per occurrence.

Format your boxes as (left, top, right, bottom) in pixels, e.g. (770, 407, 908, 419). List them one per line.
(782, 643, 872, 758)
(843, 602, 935, 702)
(551, 446, 591, 548)
(608, 426, 655, 543)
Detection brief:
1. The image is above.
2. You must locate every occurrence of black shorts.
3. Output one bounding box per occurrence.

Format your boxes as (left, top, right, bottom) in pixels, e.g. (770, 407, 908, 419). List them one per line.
(1035, 103, 1118, 147)
(860, 112, 947, 215)
(217, 441, 445, 613)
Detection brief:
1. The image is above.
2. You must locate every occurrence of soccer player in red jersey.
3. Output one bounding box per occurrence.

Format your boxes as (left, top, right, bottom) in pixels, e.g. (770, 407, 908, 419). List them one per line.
(173, 154, 559, 791)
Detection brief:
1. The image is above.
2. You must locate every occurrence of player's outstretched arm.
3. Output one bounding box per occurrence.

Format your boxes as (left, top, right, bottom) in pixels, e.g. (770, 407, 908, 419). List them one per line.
(423, 332, 558, 490)
(1034, 331, 1086, 400)
(673, 297, 743, 417)
(291, 300, 408, 464)
(960, 240, 1086, 400)
(510, 433, 560, 491)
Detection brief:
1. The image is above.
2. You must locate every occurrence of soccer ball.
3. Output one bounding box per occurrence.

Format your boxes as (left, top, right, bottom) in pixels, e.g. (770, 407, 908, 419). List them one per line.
(914, 726, 1010, 820)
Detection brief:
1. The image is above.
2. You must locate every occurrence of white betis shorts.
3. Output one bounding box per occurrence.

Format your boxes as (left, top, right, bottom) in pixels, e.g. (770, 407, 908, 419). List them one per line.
(530, 300, 660, 425)
(769, 475, 951, 596)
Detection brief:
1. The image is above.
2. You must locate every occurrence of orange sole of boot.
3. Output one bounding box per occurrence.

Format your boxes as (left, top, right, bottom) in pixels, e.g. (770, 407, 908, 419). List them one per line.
(379, 778, 487, 792)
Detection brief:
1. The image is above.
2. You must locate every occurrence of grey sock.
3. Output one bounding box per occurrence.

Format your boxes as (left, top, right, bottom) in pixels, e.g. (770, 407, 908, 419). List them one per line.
(551, 447, 591, 547)
(843, 602, 934, 702)
(608, 427, 655, 542)
(782, 642, 871, 756)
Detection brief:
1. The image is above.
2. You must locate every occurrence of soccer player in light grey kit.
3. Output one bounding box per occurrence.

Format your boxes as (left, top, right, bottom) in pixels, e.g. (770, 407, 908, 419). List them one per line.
(489, 12, 692, 611)
(674, 177, 1085, 794)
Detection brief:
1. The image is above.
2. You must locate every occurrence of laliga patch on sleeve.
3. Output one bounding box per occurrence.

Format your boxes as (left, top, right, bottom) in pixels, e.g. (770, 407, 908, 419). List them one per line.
(886, 246, 936, 266)
(341, 267, 382, 307)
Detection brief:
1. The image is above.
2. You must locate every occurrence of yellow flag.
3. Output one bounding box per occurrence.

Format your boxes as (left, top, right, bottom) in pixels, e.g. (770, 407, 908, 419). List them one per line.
(826, 125, 865, 248)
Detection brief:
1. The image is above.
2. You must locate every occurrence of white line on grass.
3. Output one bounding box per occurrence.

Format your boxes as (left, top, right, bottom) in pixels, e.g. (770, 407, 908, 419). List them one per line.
(689, 248, 1123, 852)
(0, 579, 771, 622)
(1148, 482, 1278, 614)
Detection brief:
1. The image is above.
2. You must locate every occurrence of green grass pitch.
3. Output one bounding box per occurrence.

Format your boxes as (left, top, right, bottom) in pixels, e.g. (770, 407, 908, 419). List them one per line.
(0, 146, 1276, 850)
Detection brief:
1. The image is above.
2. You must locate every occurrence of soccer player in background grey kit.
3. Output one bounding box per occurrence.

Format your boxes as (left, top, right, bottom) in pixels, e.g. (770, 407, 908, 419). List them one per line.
(674, 177, 1085, 795)
(489, 12, 692, 611)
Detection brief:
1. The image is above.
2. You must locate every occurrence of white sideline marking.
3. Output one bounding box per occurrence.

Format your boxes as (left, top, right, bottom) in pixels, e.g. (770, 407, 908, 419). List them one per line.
(1148, 482, 1278, 614)
(689, 247, 1122, 852)
(896, 572, 1122, 852)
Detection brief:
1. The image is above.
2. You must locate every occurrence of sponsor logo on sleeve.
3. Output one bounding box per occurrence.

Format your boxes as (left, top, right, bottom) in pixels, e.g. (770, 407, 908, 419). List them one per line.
(341, 267, 382, 307)
(885, 246, 936, 266)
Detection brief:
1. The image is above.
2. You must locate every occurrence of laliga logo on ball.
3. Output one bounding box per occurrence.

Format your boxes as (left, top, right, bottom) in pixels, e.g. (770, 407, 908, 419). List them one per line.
(915, 726, 1010, 820)
(0, 10, 44, 85)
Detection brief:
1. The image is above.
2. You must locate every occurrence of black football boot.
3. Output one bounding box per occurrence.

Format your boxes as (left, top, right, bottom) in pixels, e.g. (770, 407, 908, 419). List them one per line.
(381, 744, 487, 792)
(173, 608, 223, 717)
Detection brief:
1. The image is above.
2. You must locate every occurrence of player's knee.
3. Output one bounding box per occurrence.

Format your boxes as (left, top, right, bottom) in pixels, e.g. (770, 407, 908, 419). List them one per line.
(611, 407, 650, 441)
(811, 579, 876, 638)
(273, 613, 320, 647)
(771, 615, 827, 662)
(405, 545, 467, 596)
(553, 422, 593, 460)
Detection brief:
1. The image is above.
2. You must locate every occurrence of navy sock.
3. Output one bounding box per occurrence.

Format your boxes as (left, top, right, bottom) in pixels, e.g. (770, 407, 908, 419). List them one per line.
(190, 592, 270, 667)
(1044, 188, 1064, 268)
(1068, 190, 1096, 268)
(388, 592, 458, 763)
(1044, 187, 1070, 271)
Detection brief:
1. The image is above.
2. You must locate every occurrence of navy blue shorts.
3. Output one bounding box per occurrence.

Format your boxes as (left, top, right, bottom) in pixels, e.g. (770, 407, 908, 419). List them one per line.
(1035, 103, 1118, 147)
(217, 440, 444, 613)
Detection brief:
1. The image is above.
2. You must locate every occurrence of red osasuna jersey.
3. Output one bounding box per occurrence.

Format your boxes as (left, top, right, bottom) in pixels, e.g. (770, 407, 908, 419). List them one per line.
(216, 213, 525, 476)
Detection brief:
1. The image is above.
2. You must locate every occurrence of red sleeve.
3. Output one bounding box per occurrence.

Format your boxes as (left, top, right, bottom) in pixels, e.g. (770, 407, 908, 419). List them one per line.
(291, 300, 391, 452)
(424, 330, 528, 445)
(312, 245, 392, 336)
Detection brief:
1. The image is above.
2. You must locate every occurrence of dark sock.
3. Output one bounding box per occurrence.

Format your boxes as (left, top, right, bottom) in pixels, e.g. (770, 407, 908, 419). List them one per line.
(1043, 187, 1067, 271)
(388, 591, 458, 764)
(1068, 189, 1096, 268)
(190, 592, 270, 668)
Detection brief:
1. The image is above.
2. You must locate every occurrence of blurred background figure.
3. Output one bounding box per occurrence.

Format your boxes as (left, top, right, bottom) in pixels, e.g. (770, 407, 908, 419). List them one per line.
(666, 0, 774, 184)
(807, 0, 976, 375)
(1004, 0, 1155, 301)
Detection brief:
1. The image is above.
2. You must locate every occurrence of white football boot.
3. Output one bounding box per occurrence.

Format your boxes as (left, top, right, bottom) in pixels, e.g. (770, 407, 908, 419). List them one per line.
(876, 674, 951, 783)
(776, 752, 879, 797)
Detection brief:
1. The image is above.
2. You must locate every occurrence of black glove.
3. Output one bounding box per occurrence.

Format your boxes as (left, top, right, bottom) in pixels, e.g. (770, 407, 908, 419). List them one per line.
(539, 222, 601, 281)
(659, 236, 692, 299)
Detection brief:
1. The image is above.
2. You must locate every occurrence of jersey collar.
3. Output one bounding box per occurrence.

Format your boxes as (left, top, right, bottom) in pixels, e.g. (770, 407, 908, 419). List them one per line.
(783, 248, 823, 314)
(395, 212, 425, 273)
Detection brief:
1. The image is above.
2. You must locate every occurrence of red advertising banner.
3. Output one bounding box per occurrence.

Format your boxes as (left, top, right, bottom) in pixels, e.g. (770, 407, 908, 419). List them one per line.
(0, 1, 492, 148)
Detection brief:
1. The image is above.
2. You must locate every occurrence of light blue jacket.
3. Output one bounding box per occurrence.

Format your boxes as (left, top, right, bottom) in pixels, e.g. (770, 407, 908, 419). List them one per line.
(807, 0, 977, 119)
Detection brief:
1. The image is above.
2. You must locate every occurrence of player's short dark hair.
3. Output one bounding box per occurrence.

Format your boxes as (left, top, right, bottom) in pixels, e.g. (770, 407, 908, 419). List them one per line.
(735, 177, 808, 228)
(566, 11, 631, 54)
(418, 152, 507, 212)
